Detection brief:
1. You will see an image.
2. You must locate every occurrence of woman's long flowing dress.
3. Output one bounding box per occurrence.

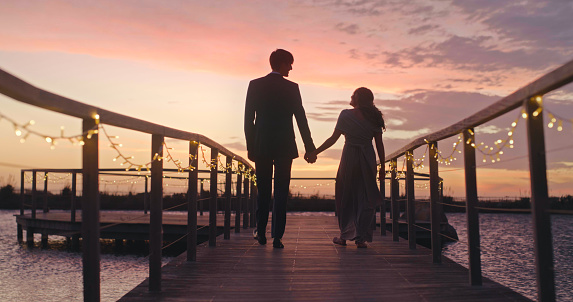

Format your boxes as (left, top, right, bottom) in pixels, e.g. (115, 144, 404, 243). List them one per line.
(334, 109, 383, 242)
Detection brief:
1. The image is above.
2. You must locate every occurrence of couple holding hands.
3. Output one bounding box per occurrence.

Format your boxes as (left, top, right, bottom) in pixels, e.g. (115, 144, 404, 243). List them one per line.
(244, 49, 385, 249)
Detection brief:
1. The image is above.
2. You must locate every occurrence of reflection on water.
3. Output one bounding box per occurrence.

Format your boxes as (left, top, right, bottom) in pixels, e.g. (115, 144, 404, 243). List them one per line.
(443, 213, 573, 301)
(0, 210, 171, 302)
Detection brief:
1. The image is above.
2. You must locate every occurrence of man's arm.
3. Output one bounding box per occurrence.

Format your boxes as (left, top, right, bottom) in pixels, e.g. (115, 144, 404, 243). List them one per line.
(292, 84, 316, 154)
(244, 82, 256, 161)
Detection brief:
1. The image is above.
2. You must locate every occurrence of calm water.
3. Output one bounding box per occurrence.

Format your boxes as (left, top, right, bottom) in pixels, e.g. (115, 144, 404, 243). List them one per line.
(0, 210, 172, 302)
(1, 210, 571, 301)
(443, 212, 573, 301)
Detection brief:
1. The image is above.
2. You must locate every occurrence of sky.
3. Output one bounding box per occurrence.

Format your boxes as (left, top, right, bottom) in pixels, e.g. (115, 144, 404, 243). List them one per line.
(0, 0, 572, 198)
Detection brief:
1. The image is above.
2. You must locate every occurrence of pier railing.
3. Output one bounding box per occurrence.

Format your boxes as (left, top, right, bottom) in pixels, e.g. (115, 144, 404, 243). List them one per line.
(17, 168, 255, 240)
(0, 68, 255, 301)
(382, 58, 573, 301)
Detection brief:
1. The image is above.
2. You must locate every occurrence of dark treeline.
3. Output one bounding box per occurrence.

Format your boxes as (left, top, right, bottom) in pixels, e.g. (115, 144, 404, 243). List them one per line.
(441, 195, 573, 213)
(1, 184, 573, 213)
(0, 184, 334, 212)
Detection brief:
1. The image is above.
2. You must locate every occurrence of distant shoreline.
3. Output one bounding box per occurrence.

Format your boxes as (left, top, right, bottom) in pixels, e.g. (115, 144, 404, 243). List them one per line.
(1, 184, 572, 213)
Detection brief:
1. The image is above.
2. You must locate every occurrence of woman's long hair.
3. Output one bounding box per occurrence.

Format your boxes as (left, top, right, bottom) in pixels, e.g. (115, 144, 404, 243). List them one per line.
(354, 87, 386, 131)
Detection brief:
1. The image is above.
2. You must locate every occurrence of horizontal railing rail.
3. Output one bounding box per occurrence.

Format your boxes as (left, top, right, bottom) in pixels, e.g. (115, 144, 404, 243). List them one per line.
(0, 69, 250, 165)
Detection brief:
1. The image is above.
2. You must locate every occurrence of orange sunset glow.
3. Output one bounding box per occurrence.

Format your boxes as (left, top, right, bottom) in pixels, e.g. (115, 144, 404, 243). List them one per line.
(1, 0, 573, 198)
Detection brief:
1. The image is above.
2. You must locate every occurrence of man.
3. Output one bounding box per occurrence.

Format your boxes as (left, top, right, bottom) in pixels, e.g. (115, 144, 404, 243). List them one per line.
(244, 49, 316, 248)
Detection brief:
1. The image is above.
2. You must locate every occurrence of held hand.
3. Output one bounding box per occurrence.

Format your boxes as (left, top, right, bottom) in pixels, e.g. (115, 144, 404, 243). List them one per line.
(304, 152, 317, 164)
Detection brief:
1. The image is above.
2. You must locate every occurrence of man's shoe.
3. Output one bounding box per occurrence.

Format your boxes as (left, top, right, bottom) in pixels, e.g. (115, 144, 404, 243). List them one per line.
(254, 230, 267, 245)
(333, 237, 346, 246)
(273, 238, 284, 248)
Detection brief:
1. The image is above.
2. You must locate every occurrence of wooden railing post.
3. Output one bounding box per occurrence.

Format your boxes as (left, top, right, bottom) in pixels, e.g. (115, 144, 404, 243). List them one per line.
(82, 117, 100, 302)
(209, 148, 218, 247)
(31, 170, 37, 219)
(243, 176, 250, 229)
(71, 171, 79, 250)
(144, 175, 149, 214)
(149, 134, 164, 292)
(41, 172, 48, 248)
(235, 164, 243, 233)
(27, 170, 36, 246)
(187, 141, 199, 261)
(43, 172, 48, 213)
(406, 150, 416, 249)
(525, 96, 555, 301)
(200, 180, 204, 216)
(380, 164, 386, 236)
(71, 172, 77, 222)
(390, 158, 399, 242)
(463, 128, 482, 285)
(18, 171, 24, 243)
(429, 141, 441, 264)
(224, 156, 232, 239)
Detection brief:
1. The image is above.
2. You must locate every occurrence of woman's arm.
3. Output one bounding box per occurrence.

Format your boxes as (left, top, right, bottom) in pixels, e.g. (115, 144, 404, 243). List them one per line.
(316, 129, 343, 155)
(374, 132, 385, 180)
(306, 129, 343, 163)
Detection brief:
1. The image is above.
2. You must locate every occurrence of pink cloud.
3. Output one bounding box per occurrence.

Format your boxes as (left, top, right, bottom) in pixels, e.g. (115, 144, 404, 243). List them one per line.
(1, 0, 561, 95)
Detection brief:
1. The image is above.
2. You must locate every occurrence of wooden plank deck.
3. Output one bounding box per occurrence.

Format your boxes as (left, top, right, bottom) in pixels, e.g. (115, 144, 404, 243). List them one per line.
(120, 215, 529, 302)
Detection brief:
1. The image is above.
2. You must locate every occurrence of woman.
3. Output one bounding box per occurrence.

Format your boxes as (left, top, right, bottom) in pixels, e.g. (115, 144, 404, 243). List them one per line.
(308, 87, 385, 248)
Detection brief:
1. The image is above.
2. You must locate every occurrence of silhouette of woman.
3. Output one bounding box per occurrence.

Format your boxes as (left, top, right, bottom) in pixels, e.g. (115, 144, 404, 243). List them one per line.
(307, 87, 385, 248)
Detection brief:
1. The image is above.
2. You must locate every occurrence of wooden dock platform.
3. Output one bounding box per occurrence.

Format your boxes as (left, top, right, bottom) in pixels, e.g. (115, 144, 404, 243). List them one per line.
(119, 215, 529, 302)
(15, 211, 228, 242)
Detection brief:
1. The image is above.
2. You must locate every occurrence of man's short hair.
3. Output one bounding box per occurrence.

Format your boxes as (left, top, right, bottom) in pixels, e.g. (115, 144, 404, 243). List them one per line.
(270, 49, 294, 70)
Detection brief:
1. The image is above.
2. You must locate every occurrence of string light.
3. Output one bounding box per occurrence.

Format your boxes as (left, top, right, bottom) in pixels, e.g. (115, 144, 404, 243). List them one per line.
(0, 111, 95, 148)
(24, 172, 72, 184)
(1, 110, 257, 186)
(290, 181, 335, 190)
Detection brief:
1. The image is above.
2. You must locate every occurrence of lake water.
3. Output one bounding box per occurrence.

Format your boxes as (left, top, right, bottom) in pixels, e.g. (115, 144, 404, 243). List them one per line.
(0, 210, 172, 302)
(443, 212, 573, 301)
(0, 210, 571, 301)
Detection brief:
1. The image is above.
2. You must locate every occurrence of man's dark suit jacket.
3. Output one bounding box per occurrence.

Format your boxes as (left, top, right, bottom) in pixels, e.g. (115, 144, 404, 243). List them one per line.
(245, 73, 315, 161)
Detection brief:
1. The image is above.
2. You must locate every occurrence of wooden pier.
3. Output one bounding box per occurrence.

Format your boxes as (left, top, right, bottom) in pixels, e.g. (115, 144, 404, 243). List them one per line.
(120, 216, 529, 302)
(15, 211, 229, 243)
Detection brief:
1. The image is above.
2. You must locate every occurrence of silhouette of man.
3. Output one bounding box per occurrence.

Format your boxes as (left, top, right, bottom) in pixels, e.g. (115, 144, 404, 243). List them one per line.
(245, 49, 316, 248)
